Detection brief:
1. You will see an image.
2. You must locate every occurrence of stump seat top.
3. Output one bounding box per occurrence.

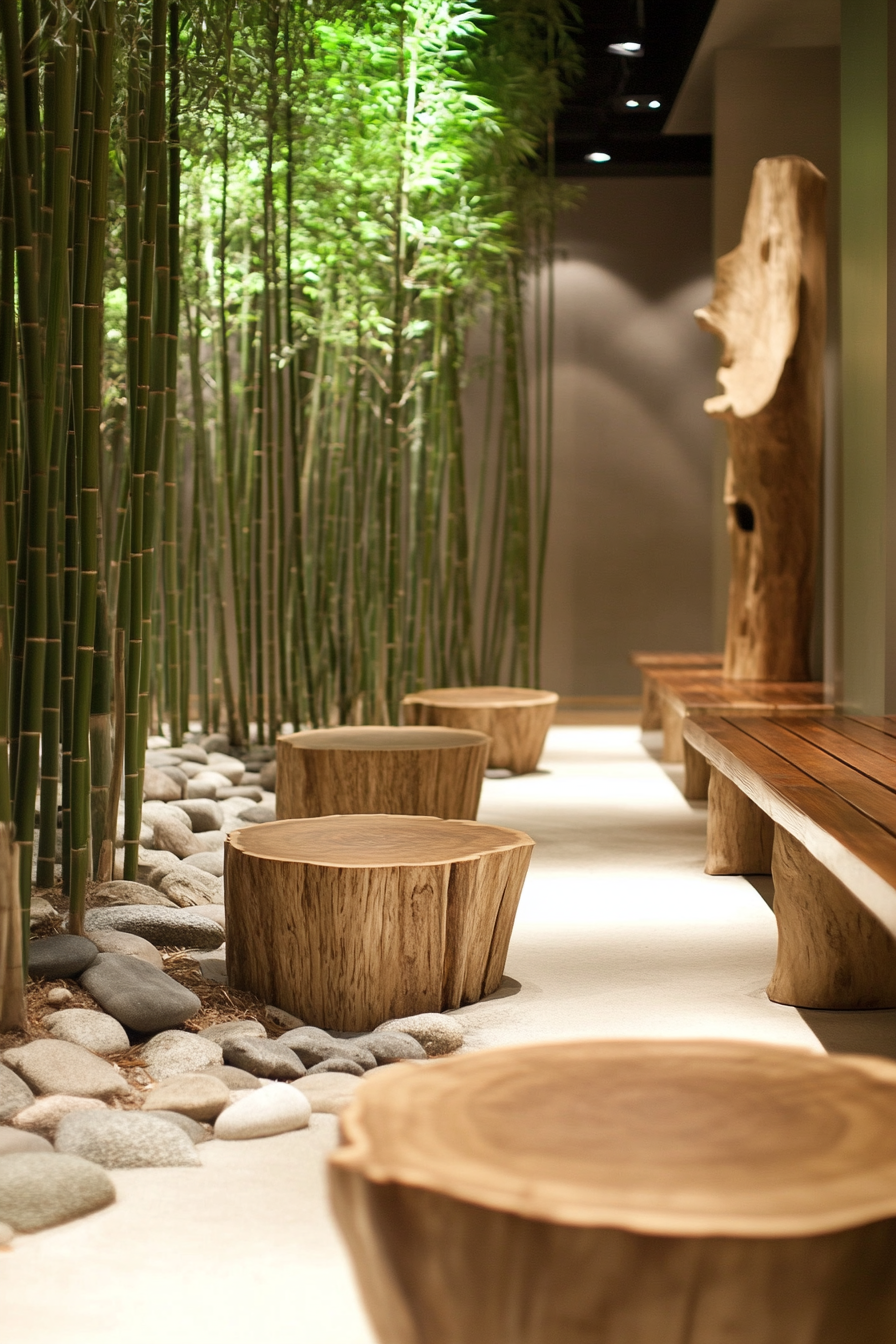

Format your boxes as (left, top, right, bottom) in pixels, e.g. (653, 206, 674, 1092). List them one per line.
(684, 714, 896, 934)
(644, 668, 830, 715)
(333, 1038, 896, 1238)
(279, 726, 489, 752)
(402, 685, 558, 709)
(227, 813, 532, 868)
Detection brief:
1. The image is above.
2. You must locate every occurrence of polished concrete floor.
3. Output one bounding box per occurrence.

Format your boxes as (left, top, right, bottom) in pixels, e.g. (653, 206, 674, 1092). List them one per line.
(5, 725, 889, 1344)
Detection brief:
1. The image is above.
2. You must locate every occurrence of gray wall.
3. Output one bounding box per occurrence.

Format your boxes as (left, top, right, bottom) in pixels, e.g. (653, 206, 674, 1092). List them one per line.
(539, 178, 717, 697)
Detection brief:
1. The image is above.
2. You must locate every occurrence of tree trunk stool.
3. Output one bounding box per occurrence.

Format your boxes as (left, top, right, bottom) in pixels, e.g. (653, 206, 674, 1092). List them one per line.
(225, 813, 533, 1031)
(330, 1039, 896, 1344)
(401, 686, 558, 775)
(275, 726, 490, 822)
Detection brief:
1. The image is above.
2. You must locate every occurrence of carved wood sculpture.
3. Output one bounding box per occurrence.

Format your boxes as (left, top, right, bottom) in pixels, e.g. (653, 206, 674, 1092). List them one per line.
(695, 156, 826, 681)
(225, 814, 533, 1031)
(330, 1039, 896, 1344)
(275, 727, 490, 822)
(401, 686, 558, 775)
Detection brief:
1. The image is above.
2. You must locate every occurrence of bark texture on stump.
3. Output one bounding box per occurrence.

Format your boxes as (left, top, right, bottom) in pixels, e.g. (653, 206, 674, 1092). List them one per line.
(331, 1040, 896, 1344)
(705, 766, 774, 875)
(276, 727, 490, 822)
(695, 156, 825, 681)
(225, 814, 533, 1031)
(401, 686, 557, 775)
(768, 826, 896, 1009)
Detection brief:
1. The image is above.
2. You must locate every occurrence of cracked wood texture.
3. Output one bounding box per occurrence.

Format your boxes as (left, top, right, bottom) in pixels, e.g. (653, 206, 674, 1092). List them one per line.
(401, 686, 558, 774)
(695, 156, 826, 681)
(330, 1039, 896, 1344)
(225, 814, 533, 1031)
(276, 727, 490, 822)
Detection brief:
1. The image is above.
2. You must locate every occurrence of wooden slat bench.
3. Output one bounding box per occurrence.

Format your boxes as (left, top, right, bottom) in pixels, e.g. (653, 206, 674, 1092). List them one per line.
(630, 652, 723, 731)
(684, 713, 896, 1010)
(644, 668, 831, 798)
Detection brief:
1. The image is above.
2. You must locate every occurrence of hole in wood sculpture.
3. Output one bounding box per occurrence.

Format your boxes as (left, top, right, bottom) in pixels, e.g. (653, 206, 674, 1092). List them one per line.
(734, 500, 755, 532)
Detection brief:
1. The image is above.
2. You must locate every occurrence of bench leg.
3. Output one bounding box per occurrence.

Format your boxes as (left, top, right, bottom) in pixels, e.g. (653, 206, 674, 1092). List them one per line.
(705, 767, 774, 875)
(641, 677, 662, 731)
(767, 827, 896, 1009)
(683, 740, 710, 800)
(661, 699, 684, 763)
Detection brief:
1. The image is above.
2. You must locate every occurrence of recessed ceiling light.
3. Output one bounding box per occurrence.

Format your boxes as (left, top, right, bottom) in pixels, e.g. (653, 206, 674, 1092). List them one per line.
(626, 99, 639, 108)
(648, 99, 661, 109)
(608, 40, 643, 56)
(586, 152, 611, 164)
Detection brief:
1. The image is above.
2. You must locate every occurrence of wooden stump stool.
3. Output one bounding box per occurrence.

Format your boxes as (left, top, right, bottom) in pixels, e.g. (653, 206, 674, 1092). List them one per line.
(330, 1039, 896, 1344)
(276, 726, 490, 822)
(401, 686, 558, 775)
(225, 814, 533, 1031)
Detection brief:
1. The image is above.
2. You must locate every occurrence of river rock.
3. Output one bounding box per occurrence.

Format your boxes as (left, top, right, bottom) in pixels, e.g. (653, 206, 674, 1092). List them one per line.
(142, 1031, 223, 1080)
(1, 1040, 132, 1100)
(143, 1110, 211, 1144)
(189, 770, 233, 795)
(84, 905, 224, 948)
(206, 754, 245, 784)
(170, 745, 209, 765)
(158, 765, 189, 790)
(217, 785, 264, 803)
(79, 953, 201, 1032)
(202, 1065, 262, 1090)
(266, 1005, 304, 1031)
(292, 1073, 361, 1115)
(153, 813, 201, 859)
(91, 880, 176, 908)
(12, 1094, 107, 1140)
(352, 1031, 427, 1064)
(182, 851, 225, 877)
(0, 1152, 116, 1231)
(144, 766, 182, 803)
(43, 1008, 130, 1056)
(29, 896, 57, 929)
(278, 1029, 377, 1071)
(160, 865, 221, 906)
(222, 1038, 305, 1081)
(198, 1019, 265, 1045)
(304, 1057, 365, 1077)
(0, 1126, 53, 1155)
(86, 928, 165, 970)
(259, 761, 277, 791)
(0, 1065, 35, 1123)
(55, 1109, 201, 1169)
(47, 986, 73, 1005)
(28, 934, 98, 979)
(193, 903, 225, 929)
(143, 1071, 230, 1121)
(201, 733, 230, 754)
(213, 1082, 311, 1141)
(185, 777, 217, 799)
(240, 804, 276, 825)
(140, 848, 181, 883)
(375, 1012, 464, 1056)
(174, 799, 224, 832)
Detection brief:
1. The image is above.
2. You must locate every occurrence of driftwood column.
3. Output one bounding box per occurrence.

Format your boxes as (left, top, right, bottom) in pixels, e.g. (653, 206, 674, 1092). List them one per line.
(695, 156, 826, 681)
(276, 727, 490, 821)
(225, 814, 533, 1031)
(402, 686, 558, 775)
(331, 1039, 896, 1344)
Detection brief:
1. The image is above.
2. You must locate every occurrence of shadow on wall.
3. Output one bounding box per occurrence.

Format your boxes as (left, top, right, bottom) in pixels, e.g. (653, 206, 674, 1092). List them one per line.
(540, 178, 719, 697)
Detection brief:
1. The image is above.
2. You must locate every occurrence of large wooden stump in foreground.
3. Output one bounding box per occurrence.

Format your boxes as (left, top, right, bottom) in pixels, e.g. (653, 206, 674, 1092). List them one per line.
(225, 814, 533, 1031)
(276, 726, 490, 821)
(330, 1039, 896, 1344)
(401, 686, 558, 774)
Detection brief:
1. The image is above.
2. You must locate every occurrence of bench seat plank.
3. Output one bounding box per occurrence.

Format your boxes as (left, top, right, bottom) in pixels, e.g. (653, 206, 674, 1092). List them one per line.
(684, 716, 896, 937)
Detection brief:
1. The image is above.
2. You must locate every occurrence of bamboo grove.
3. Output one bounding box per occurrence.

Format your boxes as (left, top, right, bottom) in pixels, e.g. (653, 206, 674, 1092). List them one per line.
(0, 0, 577, 940)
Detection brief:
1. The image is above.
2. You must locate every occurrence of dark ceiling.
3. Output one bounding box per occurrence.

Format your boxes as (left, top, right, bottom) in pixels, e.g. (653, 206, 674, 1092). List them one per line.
(555, 0, 717, 176)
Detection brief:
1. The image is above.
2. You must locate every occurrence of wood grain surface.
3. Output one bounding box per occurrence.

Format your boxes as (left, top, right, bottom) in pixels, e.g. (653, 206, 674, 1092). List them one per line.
(695, 156, 826, 681)
(401, 686, 557, 774)
(225, 814, 533, 1030)
(276, 726, 490, 821)
(706, 765, 773, 875)
(330, 1040, 896, 1344)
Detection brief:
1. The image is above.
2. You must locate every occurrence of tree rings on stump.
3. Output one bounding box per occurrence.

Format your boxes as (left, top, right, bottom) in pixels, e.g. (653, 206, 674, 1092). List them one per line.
(225, 814, 533, 1031)
(401, 686, 558, 775)
(275, 726, 490, 821)
(330, 1039, 896, 1344)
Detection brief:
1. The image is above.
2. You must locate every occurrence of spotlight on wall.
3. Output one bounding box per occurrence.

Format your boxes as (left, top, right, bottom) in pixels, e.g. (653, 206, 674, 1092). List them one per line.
(607, 39, 643, 56)
(586, 151, 611, 164)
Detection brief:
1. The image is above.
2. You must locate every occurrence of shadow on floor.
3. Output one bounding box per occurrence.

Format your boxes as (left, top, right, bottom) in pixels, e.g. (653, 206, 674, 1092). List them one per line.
(797, 1008, 896, 1060)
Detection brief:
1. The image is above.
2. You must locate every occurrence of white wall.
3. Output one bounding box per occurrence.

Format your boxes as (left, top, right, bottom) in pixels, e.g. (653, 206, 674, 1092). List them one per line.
(539, 178, 717, 697)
